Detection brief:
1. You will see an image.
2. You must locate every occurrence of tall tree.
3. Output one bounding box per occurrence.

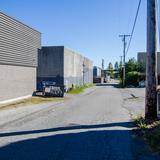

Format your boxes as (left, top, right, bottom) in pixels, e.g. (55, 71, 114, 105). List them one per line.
(114, 62, 119, 71)
(125, 58, 139, 73)
(107, 62, 114, 78)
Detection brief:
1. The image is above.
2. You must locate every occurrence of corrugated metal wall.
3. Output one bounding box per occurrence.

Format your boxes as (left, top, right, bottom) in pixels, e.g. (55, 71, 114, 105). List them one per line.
(0, 12, 41, 67)
(0, 12, 41, 102)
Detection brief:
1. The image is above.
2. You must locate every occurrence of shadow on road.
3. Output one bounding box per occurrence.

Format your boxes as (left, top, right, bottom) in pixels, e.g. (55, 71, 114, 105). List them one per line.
(0, 130, 133, 160)
(0, 122, 134, 160)
(0, 121, 133, 137)
(0, 121, 159, 160)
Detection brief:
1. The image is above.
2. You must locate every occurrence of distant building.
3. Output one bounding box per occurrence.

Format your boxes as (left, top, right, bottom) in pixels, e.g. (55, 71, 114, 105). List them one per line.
(0, 12, 41, 103)
(37, 46, 93, 90)
(137, 52, 160, 84)
(93, 66, 103, 83)
(93, 66, 102, 78)
(137, 52, 160, 74)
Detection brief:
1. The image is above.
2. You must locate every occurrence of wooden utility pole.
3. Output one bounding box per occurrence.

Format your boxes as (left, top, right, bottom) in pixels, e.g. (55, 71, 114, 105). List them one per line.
(145, 0, 158, 119)
(120, 56, 123, 68)
(119, 35, 131, 87)
(102, 59, 104, 70)
(83, 61, 85, 85)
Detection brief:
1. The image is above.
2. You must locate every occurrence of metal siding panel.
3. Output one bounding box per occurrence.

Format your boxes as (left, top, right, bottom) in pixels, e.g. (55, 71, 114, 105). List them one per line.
(0, 12, 41, 67)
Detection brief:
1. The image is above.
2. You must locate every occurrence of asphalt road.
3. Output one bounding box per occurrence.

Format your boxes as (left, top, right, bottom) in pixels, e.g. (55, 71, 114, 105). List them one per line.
(0, 84, 158, 160)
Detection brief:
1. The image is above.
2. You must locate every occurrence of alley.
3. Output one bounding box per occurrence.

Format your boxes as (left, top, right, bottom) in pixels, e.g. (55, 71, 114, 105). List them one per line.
(0, 84, 156, 160)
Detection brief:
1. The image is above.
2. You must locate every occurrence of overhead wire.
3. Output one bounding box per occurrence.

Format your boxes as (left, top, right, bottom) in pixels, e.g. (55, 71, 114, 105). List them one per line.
(125, 0, 142, 56)
(126, 1, 134, 34)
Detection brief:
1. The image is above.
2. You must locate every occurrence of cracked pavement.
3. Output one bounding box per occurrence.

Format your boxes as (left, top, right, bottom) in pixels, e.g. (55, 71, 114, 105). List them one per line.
(0, 84, 159, 160)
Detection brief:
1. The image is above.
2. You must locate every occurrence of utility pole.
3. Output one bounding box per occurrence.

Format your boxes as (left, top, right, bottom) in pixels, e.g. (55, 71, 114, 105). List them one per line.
(83, 61, 85, 85)
(145, 0, 157, 119)
(119, 35, 131, 87)
(101, 59, 105, 83)
(120, 56, 123, 69)
(102, 59, 104, 70)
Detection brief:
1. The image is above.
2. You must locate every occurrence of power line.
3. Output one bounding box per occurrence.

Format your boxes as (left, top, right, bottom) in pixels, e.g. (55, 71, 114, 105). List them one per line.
(126, 0, 142, 55)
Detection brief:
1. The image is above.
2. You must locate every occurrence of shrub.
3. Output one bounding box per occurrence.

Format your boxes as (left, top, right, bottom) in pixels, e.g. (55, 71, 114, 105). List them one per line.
(126, 71, 140, 86)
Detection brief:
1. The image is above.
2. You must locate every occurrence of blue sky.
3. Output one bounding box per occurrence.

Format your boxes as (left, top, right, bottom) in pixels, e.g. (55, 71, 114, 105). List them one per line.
(0, 0, 147, 68)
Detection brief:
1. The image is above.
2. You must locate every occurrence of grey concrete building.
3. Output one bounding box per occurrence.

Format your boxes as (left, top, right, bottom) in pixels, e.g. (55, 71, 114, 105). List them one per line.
(93, 66, 104, 83)
(93, 66, 102, 78)
(37, 46, 93, 90)
(0, 12, 41, 103)
(137, 52, 160, 74)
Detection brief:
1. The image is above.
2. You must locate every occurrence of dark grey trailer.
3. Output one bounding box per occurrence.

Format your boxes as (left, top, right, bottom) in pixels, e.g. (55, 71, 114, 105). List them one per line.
(37, 46, 93, 91)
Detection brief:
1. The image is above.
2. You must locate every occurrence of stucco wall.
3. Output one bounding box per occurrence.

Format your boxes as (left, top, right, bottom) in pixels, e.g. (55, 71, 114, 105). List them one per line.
(0, 64, 36, 102)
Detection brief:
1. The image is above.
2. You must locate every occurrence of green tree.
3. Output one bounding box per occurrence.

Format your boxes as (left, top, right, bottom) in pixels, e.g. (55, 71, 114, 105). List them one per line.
(114, 61, 119, 71)
(107, 62, 114, 78)
(125, 58, 139, 73)
(125, 58, 141, 86)
(118, 58, 142, 87)
(118, 60, 123, 80)
(114, 61, 119, 78)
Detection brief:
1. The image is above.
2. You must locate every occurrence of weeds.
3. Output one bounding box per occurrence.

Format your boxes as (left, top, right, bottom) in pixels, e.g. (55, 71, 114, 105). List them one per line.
(134, 116, 160, 153)
(68, 84, 95, 94)
(0, 96, 64, 110)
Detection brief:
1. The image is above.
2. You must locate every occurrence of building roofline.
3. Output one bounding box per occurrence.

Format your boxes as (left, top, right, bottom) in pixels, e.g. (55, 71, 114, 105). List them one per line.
(42, 46, 93, 63)
(0, 11, 41, 34)
(42, 46, 64, 48)
(138, 51, 160, 54)
(93, 66, 102, 70)
(64, 46, 93, 63)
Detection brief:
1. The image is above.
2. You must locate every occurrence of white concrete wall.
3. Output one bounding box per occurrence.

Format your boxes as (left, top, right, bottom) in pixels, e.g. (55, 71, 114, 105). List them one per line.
(64, 48, 93, 88)
(0, 64, 36, 102)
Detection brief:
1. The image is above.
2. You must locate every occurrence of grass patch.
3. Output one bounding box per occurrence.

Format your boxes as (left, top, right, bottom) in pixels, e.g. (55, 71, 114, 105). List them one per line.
(134, 116, 160, 153)
(68, 84, 95, 94)
(134, 116, 148, 129)
(0, 96, 64, 110)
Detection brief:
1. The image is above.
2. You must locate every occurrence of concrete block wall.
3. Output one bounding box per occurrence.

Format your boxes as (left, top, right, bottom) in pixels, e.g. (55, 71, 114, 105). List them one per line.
(64, 47, 93, 88)
(64, 48, 83, 88)
(83, 57, 93, 84)
(0, 64, 36, 102)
